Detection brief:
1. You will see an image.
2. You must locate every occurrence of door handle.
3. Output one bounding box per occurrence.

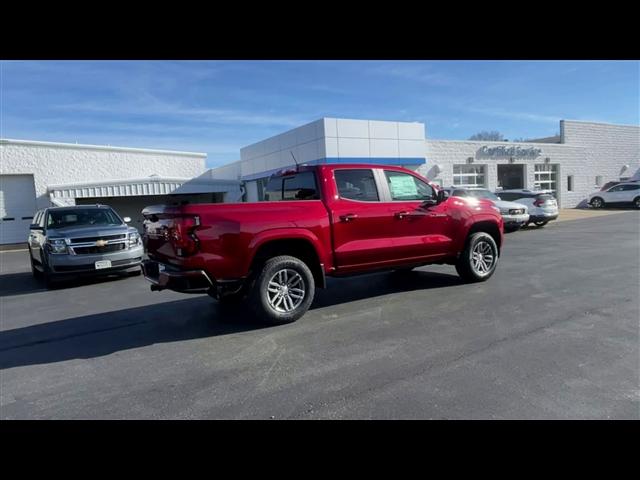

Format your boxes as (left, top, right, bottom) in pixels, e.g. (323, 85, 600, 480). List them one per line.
(394, 211, 410, 219)
(340, 213, 358, 222)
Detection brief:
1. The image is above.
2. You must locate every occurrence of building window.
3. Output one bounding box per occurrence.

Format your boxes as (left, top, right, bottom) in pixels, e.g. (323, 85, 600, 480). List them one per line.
(595, 175, 603, 187)
(534, 164, 558, 196)
(567, 175, 574, 192)
(453, 165, 486, 188)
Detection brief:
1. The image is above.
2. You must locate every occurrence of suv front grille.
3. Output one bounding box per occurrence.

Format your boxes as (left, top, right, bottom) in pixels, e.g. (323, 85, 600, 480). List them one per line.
(73, 243, 127, 255)
(70, 234, 126, 243)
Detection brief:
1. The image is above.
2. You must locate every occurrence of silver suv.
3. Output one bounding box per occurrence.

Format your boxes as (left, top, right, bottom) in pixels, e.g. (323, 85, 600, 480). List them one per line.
(28, 205, 143, 287)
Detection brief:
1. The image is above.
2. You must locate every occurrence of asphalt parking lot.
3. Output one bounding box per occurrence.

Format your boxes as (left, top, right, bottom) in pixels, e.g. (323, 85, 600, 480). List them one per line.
(1, 212, 638, 419)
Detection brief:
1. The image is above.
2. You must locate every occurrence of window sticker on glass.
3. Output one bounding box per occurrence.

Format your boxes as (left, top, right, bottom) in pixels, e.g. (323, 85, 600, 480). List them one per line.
(389, 175, 418, 198)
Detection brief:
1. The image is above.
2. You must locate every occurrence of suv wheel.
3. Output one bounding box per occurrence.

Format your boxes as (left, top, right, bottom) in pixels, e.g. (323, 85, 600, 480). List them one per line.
(39, 250, 58, 289)
(591, 197, 604, 209)
(455, 232, 499, 283)
(533, 220, 548, 227)
(634, 197, 640, 210)
(29, 248, 42, 279)
(249, 255, 315, 325)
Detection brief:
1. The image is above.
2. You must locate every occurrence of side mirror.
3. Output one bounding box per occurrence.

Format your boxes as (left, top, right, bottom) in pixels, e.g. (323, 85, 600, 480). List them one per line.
(496, 196, 502, 200)
(29, 223, 43, 231)
(437, 189, 449, 203)
(123, 217, 132, 223)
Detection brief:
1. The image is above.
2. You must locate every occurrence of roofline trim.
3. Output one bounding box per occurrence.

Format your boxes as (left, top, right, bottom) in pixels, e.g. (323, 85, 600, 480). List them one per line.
(0, 138, 207, 157)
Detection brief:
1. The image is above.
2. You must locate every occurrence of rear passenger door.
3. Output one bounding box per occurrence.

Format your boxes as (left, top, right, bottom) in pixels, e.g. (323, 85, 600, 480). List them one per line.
(330, 168, 400, 271)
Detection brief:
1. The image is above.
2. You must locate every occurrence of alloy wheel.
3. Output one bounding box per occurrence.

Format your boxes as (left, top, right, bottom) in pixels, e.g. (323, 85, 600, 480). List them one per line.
(471, 240, 495, 276)
(266, 268, 306, 313)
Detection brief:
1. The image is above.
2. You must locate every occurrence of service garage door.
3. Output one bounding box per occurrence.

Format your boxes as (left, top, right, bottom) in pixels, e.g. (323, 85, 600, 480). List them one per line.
(0, 175, 37, 244)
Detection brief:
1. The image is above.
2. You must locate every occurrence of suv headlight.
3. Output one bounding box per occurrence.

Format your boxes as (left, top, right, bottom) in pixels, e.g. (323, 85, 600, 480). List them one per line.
(128, 231, 141, 247)
(46, 238, 68, 254)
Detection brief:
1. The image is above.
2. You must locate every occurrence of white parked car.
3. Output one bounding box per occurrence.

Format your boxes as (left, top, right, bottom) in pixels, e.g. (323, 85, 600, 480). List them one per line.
(587, 182, 640, 209)
(445, 187, 529, 231)
(496, 189, 559, 227)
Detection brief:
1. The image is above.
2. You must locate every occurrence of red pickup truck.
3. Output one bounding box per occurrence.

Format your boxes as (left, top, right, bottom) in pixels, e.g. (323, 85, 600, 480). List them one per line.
(141, 164, 504, 324)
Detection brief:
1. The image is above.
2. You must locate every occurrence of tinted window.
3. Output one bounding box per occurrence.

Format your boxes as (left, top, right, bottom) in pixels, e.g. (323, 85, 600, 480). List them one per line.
(263, 171, 319, 201)
(384, 171, 434, 201)
(47, 208, 122, 228)
(335, 169, 379, 202)
(622, 184, 640, 191)
(608, 185, 625, 192)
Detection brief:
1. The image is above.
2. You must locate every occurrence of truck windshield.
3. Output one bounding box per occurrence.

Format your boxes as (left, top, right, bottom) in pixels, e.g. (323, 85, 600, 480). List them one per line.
(47, 208, 122, 228)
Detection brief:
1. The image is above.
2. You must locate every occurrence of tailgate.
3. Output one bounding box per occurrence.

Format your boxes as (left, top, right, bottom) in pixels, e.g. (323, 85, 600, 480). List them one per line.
(141, 204, 199, 261)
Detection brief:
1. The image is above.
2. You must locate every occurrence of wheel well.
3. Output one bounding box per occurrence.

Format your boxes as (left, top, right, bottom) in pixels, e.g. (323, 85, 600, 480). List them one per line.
(591, 196, 604, 202)
(250, 239, 326, 288)
(467, 221, 502, 252)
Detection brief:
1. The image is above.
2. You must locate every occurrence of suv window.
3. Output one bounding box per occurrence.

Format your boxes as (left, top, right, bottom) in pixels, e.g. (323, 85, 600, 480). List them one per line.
(264, 171, 319, 201)
(384, 170, 434, 201)
(621, 184, 640, 191)
(335, 169, 379, 202)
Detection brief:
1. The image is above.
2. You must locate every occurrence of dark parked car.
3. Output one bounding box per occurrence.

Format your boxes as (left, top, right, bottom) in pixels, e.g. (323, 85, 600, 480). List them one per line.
(28, 205, 143, 287)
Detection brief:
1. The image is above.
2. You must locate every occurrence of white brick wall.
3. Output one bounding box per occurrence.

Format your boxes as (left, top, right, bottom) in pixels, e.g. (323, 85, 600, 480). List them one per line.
(422, 121, 640, 208)
(0, 139, 206, 210)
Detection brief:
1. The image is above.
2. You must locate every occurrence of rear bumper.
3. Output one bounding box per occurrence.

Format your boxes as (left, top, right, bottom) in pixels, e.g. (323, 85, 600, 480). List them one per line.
(141, 259, 214, 294)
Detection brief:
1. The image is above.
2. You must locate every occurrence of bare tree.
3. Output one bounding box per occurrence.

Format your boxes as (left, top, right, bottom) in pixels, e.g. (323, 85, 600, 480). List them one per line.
(468, 130, 505, 141)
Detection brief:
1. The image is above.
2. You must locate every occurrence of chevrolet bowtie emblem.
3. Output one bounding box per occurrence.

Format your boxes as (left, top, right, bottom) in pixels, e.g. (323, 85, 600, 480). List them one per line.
(96, 240, 108, 247)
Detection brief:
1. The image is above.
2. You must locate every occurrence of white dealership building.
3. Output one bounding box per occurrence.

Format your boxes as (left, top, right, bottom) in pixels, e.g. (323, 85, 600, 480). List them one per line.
(0, 139, 242, 244)
(211, 118, 640, 209)
(1, 117, 638, 246)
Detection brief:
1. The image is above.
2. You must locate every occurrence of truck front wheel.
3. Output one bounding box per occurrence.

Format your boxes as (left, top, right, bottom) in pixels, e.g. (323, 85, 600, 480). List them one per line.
(455, 232, 499, 283)
(249, 255, 315, 325)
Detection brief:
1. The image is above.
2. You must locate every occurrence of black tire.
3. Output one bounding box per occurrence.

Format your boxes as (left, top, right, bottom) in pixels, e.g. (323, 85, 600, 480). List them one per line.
(39, 250, 58, 289)
(590, 197, 604, 209)
(29, 248, 42, 279)
(455, 232, 499, 283)
(533, 221, 548, 227)
(634, 197, 640, 210)
(248, 255, 315, 325)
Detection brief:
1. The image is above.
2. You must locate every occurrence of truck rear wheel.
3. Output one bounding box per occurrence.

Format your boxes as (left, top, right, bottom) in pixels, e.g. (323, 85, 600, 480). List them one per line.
(249, 255, 315, 325)
(455, 232, 498, 283)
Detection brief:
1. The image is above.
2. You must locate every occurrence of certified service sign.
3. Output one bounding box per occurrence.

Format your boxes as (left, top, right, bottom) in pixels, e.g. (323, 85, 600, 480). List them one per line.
(477, 145, 542, 158)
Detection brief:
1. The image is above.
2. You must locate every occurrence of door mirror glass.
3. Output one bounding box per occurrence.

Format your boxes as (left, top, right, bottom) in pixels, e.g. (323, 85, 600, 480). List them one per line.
(436, 189, 449, 203)
(123, 216, 132, 223)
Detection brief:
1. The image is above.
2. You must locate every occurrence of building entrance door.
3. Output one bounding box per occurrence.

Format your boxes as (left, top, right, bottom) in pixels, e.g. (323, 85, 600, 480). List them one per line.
(497, 164, 525, 190)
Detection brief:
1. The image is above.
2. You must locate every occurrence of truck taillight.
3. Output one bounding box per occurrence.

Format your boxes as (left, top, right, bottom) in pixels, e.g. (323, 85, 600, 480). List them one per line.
(169, 216, 201, 256)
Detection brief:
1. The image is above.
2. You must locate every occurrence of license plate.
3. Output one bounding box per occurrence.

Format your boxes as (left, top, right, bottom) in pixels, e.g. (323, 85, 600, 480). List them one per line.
(95, 260, 112, 270)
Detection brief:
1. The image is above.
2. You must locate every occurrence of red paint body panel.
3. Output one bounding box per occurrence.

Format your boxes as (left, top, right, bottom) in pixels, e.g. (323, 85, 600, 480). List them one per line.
(142, 164, 504, 283)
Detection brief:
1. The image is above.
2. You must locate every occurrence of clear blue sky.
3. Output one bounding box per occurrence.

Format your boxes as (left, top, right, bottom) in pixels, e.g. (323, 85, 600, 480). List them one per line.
(2, 60, 638, 168)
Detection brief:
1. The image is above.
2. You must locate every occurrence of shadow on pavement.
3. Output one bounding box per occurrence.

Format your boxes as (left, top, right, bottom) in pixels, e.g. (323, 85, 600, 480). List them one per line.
(0, 270, 461, 369)
(0, 270, 139, 298)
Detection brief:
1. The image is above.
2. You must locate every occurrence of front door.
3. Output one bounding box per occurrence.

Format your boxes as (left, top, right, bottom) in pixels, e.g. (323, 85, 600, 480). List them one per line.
(498, 164, 525, 190)
(380, 169, 452, 262)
